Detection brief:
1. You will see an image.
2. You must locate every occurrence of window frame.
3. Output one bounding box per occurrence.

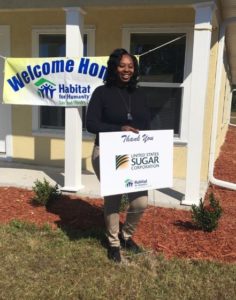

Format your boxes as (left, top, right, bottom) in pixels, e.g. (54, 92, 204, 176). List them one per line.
(122, 25, 193, 143)
(31, 26, 95, 138)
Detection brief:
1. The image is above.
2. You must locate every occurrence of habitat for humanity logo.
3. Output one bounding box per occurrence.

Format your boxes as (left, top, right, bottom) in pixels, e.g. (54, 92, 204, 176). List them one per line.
(125, 179, 133, 188)
(115, 154, 129, 170)
(125, 178, 148, 189)
(35, 78, 56, 99)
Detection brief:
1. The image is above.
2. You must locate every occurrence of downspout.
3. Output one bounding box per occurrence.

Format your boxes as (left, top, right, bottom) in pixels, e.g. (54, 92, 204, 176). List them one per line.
(208, 17, 236, 190)
(229, 89, 236, 127)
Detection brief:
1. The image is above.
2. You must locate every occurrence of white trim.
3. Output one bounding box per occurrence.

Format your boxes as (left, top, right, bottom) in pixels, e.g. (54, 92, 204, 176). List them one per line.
(193, 1, 216, 10)
(139, 82, 183, 88)
(0, 25, 12, 159)
(62, 7, 84, 192)
(32, 25, 96, 56)
(183, 2, 214, 205)
(31, 25, 95, 138)
(193, 2, 216, 31)
(64, 6, 87, 16)
(122, 25, 193, 143)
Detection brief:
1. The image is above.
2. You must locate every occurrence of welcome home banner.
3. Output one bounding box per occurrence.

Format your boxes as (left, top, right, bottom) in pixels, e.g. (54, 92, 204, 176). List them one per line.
(3, 57, 108, 106)
(99, 130, 173, 196)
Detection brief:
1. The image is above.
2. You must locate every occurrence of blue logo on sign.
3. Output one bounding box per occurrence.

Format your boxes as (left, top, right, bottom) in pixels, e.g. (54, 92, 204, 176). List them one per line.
(35, 78, 56, 99)
(125, 179, 133, 188)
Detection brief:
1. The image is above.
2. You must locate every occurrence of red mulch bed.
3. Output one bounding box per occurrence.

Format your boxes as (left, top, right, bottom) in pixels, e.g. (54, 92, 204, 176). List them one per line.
(1, 126, 236, 264)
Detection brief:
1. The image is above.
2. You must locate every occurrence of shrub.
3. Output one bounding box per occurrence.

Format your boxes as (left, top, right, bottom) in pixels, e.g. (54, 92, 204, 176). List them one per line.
(191, 193, 223, 232)
(32, 178, 61, 206)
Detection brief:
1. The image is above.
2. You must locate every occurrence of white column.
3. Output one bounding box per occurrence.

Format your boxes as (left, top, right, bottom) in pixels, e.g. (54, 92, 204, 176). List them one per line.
(183, 2, 215, 205)
(61, 7, 86, 192)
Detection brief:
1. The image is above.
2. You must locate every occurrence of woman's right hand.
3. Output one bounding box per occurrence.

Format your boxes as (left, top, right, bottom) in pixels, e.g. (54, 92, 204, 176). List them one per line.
(121, 125, 139, 134)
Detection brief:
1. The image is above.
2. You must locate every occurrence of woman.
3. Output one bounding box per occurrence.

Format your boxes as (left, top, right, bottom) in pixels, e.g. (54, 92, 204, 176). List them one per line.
(86, 48, 150, 263)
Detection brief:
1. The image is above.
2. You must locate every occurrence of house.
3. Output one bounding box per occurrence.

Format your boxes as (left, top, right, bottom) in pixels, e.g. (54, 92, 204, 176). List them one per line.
(0, 0, 235, 206)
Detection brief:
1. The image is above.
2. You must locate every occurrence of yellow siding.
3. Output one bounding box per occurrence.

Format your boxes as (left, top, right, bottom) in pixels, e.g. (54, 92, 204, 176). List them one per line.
(50, 139, 65, 161)
(173, 146, 187, 178)
(215, 66, 230, 157)
(200, 28, 219, 180)
(13, 136, 35, 160)
(201, 25, 231, 181)
(86, 7, 194, 55)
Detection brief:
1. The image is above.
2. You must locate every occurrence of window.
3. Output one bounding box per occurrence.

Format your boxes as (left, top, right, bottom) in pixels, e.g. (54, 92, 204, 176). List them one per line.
(32, 27, 95, 136)
(123, 27, 192, 140)
(132, 33, 186, 83)
(141, 86, 182, 134)
(39, 34, 87, 130)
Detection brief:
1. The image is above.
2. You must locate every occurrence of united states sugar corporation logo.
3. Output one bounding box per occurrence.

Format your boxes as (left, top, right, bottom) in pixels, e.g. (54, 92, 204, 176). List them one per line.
(115, 154, 129, 170)
(35, 78, 56, 99)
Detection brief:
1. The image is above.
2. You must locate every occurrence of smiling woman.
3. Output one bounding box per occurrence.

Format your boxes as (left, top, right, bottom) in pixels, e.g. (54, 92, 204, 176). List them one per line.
(117, 54, 134, 83)
(86, 48, 151, 263)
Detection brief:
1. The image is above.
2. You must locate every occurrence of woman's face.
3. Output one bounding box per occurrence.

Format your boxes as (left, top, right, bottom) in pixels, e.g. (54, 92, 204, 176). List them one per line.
(117, 54, 134, 83)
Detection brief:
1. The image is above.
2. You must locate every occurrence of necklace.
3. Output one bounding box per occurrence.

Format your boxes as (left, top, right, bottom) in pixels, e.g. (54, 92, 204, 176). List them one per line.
(117, 88, 133, 121)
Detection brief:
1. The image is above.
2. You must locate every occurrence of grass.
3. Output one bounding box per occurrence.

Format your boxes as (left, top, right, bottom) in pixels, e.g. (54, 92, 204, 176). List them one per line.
(0, 221, 236, 300)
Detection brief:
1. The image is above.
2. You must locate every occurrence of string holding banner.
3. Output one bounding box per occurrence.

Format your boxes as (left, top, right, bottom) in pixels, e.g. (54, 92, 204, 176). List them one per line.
(138, 34, 186, 57)
(0, 33, 186, 61)
(0, 33, 186, 62)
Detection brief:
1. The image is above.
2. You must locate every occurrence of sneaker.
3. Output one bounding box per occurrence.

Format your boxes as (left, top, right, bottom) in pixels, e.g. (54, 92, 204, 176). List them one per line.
(119, 233, 142, 253)
(107, 246, 121, 263)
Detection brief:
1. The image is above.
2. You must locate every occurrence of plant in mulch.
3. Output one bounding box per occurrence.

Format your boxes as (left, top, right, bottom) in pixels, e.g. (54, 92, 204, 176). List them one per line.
(32, 178, 61, 207)
(191, 193, 223, 232)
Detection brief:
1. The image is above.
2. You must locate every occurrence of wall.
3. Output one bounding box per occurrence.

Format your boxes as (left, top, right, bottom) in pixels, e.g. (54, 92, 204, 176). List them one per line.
(215, 62, 231, 157)
(200, 27, 219, 180)
(200, 23, 232, 181)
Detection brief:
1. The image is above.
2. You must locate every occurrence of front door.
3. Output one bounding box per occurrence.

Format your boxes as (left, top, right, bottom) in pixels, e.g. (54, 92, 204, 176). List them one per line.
(0, 26, 11, 154)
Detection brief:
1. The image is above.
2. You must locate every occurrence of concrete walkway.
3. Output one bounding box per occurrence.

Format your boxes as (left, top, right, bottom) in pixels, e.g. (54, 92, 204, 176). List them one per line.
(0, 160, 207, 209)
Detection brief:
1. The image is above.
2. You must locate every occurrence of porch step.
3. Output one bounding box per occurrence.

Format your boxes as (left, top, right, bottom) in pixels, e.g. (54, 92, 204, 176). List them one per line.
(0, 160, 208, 209)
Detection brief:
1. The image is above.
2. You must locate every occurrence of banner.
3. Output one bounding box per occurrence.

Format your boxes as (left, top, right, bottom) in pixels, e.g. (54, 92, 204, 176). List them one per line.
(3, 56, 108, 106)
(99, 130, 173, 196)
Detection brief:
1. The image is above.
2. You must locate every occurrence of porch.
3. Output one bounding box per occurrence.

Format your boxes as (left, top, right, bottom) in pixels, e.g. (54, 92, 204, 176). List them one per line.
(0, 160, 207, 209)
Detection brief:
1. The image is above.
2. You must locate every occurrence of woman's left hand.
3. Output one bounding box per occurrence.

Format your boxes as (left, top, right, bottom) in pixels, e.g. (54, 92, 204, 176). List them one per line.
(121, 125, 139, 134)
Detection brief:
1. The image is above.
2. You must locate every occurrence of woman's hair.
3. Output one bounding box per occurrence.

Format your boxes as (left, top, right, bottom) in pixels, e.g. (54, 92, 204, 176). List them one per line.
(104, 48, 139, 90)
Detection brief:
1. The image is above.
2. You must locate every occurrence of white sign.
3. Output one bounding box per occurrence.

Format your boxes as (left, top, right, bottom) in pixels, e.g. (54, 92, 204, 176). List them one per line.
(99, 130, 173, 196)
